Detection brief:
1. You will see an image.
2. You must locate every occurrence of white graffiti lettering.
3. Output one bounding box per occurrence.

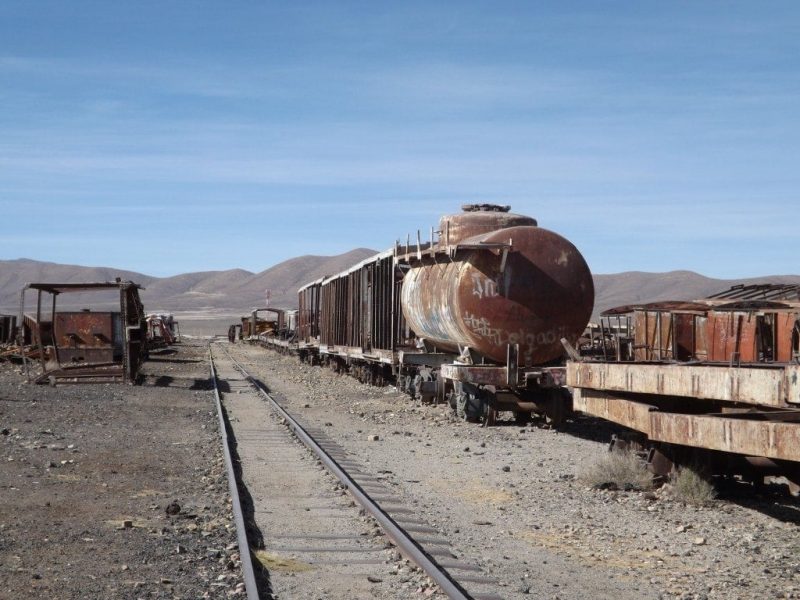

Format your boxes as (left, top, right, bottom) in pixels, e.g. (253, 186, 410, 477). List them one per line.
(470, 273, 500, 300)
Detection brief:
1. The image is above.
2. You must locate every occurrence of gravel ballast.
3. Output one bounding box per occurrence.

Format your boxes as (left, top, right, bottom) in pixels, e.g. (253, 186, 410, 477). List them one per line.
(228, 342, 800, 600)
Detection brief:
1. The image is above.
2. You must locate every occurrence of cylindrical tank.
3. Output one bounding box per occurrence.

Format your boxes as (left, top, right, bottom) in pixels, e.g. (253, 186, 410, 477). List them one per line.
(401, 206, 593, 366)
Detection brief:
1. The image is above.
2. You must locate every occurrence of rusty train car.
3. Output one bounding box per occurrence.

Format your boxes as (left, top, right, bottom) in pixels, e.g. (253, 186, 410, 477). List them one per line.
(568, 284, 800, 481)
(252, 207, 800, 479)
(272, 204, 595, 425)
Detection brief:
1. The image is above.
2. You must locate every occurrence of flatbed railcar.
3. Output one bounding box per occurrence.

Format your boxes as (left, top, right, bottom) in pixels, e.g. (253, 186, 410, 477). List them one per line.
(567, 284, 800, 483)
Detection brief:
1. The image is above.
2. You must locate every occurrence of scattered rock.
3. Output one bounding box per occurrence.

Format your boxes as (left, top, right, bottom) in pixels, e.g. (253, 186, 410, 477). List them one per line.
(165, 501, 181, 516)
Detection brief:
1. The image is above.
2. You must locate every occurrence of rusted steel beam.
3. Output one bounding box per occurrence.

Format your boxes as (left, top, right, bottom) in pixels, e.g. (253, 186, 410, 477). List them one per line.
(567, 361, 800, 408)
(649, 412, 800, 462)
(572, 389, 656, 434)
(573, 389, 800, 462)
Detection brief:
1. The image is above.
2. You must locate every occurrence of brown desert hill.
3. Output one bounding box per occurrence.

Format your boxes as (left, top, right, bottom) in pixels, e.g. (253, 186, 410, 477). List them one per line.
(0, 249, 378, 313)
(0, 258, 158, 296)
(228, 248, 377, 309)
(2, 253, 799, 317)
(144, 269, 256, 310)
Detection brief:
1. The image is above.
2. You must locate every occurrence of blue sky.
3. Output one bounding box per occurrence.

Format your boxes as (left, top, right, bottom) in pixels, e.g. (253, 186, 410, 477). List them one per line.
(1, 2, 797, 278)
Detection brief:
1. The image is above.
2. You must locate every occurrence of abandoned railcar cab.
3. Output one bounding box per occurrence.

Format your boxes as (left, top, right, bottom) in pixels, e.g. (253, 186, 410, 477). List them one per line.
(18, 280, 146, 384)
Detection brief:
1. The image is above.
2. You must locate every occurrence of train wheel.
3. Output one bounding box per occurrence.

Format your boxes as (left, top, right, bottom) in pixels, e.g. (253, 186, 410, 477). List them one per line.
(544, 387, 571, 427)
(514, 411, 532, 425)
(455, 383, 483, 423)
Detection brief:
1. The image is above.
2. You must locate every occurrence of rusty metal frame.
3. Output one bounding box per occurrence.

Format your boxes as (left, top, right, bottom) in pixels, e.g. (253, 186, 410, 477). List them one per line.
(567, 361, 800, 408)
(18, 281, 146, 384)
(573, 388, 800, 462)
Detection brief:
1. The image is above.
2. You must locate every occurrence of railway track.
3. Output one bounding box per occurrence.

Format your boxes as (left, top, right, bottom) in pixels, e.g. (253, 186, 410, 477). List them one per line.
(210, 341, 503, 599)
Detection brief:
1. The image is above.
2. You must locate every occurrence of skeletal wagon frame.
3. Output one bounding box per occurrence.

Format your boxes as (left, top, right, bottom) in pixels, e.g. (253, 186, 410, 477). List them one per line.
(18, 281, 147, 384)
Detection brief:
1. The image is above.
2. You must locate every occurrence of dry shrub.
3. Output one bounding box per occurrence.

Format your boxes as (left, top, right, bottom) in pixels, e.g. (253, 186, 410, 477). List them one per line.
(580, 448, 653, 491)
(671, 466, 716, 506)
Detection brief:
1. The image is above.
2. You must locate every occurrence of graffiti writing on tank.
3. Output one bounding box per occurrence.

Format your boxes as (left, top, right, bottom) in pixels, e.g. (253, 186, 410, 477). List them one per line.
(463, 312, 504, 346)
(508, 326, 567, 363)
(470, 273, 500, 300)
(464, 311, 569, 363)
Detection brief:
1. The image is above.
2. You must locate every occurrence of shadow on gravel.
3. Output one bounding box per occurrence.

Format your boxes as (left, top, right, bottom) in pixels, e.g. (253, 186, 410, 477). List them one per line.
(142, 375, 217, 390)
(558, 414, 630, 444)
(717, 481, 800, 524)
(220, 401, 275, 599)
(148, 348, 178, 356)
(147, 357, 205, 364)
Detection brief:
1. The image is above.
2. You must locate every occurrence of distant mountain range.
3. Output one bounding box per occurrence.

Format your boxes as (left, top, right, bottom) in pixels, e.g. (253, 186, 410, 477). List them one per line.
(1, 254, 798, 318)
(0, 249, 376, 314)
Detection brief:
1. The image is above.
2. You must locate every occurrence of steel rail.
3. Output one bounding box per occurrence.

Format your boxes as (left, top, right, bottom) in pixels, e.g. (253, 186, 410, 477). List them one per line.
(209, 346, 260, 600)
(217, 343, 473, 600)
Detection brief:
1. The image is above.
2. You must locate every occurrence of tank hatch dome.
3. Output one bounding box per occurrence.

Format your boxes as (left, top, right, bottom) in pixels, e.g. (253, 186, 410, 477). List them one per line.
(440, 204, 537, 246)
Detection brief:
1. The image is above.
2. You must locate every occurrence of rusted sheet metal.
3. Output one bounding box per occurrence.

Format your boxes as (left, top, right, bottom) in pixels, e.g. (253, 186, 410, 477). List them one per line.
(572, 388, 655, 434)
(52, 311, 117, 367)
(777, 313, 797, 362)
(600, 287, 800, 366)
(706, 284, 800, 304)
(318, 250, 398, 357)
(603, 301, 710, 316)
(441, 363, 508, 387)
(567, 361, 794, 408)
(298, 278, 323, 344)
(649, 412, 800, 462)
(401, 205, 593, 366)
(706, 311, 755, 362)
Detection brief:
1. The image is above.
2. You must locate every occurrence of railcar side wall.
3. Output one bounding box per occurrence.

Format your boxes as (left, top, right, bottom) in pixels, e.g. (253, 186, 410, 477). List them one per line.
(319, 253, 398, 353)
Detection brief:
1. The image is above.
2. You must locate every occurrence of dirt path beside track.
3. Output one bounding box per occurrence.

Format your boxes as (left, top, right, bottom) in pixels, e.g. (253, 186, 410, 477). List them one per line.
(0, 341, 242, 600)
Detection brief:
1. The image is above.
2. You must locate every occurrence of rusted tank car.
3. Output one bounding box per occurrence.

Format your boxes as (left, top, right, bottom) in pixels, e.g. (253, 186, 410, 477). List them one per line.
(401, 205, 592, 365)
(294, 204, 594, 424)
(567, 284, 800, 480)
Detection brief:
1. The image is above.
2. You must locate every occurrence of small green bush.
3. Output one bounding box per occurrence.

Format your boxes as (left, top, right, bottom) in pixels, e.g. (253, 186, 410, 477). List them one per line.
(671, 466, 716, 505)
(580, 448, 653, 491)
